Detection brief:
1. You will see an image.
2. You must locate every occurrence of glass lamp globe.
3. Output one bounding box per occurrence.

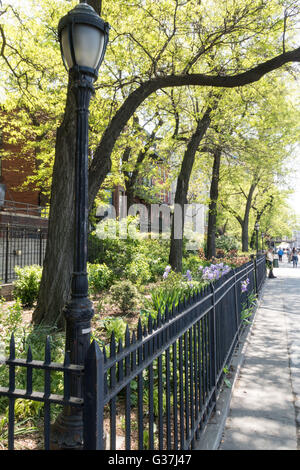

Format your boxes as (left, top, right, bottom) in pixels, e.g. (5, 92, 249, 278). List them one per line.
(58, 3, 109, 80)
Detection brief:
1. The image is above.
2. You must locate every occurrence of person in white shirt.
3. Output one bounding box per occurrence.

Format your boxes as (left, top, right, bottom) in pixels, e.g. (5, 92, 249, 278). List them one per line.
(266, 248, 276, 278)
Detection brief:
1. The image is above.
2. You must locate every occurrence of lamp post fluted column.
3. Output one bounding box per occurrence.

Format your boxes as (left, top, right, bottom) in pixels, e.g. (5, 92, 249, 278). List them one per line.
(50, 2, 109, 449)
(65, 71, 94, 368)
(50, 72, 95, 450)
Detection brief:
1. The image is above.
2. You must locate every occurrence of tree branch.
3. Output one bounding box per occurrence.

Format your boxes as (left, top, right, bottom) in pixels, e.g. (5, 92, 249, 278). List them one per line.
(88, 46, 300, 207)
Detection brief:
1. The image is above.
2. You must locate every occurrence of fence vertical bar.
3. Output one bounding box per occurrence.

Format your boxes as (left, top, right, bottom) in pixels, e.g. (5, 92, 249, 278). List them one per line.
(178, 334, 184, 449)
(110, 333, 117, 450)
(137, 319, 144, 450)
(8, 334, 15, 450)
(189, 326, 195, 448)
(83, 341, 105, 450)
(172, 338, 178, 449)
(209, 284, 217, 413)
(5, 224, 9, 284)
(39, 229, 43, 266)
(147, 316, 154, 450)
(184, 330, 189, 445)
(193, 322, 199, 441)
(44, 336, 51, 450)
(157, 312, 164, 449)
(125, 327, 131, 450)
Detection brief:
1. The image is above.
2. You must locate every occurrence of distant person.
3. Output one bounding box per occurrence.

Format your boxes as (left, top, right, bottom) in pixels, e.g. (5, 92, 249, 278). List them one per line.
(266, 248, 276, 278)
(292, 248, 298, 268)
(278, 248, 283, 261)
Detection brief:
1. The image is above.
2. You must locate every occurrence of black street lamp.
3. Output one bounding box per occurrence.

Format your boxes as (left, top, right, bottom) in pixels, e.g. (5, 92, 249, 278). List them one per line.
(261, 231, 264, 252)
(254, 222, 260, 254)
(51, 2, 109, 449)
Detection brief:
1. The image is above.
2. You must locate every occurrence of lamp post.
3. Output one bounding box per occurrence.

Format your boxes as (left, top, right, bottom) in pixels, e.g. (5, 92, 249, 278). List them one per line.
(51, 2, 109, 449)
(254, 222, 259, 254)
(261, 232, 264, 252)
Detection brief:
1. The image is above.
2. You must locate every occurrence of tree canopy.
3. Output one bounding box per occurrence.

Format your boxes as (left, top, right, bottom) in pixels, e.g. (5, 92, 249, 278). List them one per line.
(0, 0, 300, 325)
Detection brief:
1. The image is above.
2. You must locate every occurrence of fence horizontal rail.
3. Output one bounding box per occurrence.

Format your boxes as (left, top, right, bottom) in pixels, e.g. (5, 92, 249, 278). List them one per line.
(95, 257, 265, 450)
(0, 255, 266, 450)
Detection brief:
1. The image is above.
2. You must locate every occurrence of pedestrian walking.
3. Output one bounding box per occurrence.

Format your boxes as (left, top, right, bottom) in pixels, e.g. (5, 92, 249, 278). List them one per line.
(292, 248, 298, 268)
(266, 248, 276, 278)
(278, 248, 284, 261)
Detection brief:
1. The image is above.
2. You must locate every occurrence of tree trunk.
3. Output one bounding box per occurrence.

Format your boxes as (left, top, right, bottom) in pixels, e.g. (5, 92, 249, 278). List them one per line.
(33, 79, 76, 328)
(169, 107, 212, 272)
(241, 183, 256, 252)
(250, 195, 274, 248)
(206, 147, 221, 259)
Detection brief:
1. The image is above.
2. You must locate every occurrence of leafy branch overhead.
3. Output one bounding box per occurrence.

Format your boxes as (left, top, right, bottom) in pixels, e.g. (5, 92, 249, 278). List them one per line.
(0, 0, 299, 326)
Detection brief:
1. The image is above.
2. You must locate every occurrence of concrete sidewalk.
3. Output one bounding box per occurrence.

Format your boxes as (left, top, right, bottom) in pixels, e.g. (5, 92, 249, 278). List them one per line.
(218, 259, 300, 450)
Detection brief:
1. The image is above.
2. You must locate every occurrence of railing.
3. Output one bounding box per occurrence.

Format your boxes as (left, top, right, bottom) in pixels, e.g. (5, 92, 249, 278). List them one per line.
(0, 224, 47, 283)
(1, 200, 48, 218)
(99, 257, 263, 450)
(0, 255, 266, 450)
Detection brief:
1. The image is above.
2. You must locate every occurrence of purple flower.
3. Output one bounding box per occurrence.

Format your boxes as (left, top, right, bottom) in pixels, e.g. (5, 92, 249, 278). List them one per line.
(241, 278, 250, 293)
(163, 265, 172, 279)
(185, 270, 192, 282)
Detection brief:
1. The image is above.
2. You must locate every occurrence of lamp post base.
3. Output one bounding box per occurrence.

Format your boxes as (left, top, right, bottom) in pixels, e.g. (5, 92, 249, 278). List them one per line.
(50, 407, 83, 450)
(50, 294, 94, 450)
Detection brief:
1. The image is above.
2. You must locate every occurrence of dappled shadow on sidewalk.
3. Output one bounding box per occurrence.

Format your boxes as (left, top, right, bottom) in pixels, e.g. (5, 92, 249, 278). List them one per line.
(219, 260, 299, 450)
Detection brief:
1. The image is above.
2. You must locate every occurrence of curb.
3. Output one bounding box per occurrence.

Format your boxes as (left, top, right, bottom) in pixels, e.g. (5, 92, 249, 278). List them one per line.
(195, 281, 267, 450)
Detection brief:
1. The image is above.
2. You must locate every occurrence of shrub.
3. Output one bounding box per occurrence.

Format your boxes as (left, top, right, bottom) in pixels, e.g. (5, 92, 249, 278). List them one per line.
(215, 234, 240, 252)
(124, 253, 152, 285)
(101, 316, 127, 342)
(109, 280, 140, 315)
(13, 265, 42, 307)
(89, 218, 170, 283)
(87, 263, 113, 295)
(3, 298, 23, 331)
(182, 254, 203, 273)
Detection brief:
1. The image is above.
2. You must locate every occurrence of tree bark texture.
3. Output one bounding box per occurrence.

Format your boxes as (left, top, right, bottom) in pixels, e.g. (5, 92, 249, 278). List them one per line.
(169, 107, 212, 272)
(241, 183, 257, 252)
(206, 147, 221, 259)
(33, 79, 77, 328)
(249, 195, 274, 248)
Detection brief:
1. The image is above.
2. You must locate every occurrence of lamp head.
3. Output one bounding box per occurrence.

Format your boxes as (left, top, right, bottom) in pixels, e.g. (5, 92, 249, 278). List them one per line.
(58, 3, 109, 80)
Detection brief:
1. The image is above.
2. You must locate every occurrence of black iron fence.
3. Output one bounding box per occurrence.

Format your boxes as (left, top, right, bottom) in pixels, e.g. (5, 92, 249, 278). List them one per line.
(0, 255, 266, 450)
(0, 224, 47, 284)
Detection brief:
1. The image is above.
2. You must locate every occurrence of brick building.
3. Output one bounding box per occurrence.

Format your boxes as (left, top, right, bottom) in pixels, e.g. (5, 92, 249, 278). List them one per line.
(0, 121, 48, 228)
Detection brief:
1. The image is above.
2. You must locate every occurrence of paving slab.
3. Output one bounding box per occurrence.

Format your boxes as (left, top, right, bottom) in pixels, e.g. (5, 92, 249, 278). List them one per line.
(218, 259, 299, 450)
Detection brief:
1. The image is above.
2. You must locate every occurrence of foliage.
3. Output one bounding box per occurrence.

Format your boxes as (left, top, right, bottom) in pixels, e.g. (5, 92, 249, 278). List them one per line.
(13, 265, 43, 307)
(124, 252, 152, 286)
(2, 0, 300, 328)
(89, 217, 169, 283)
(87, 262, 113, 295)
(2, 298, 23, 332)
(215, 235, 240, 252)
(146, 268, 202, 319)
(109, 280, 140, 315)
(0, 299, 65, 442)
(208, 254, 251, 268)
(100, 316, 127, 342)
(241, 292, 257, 325)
